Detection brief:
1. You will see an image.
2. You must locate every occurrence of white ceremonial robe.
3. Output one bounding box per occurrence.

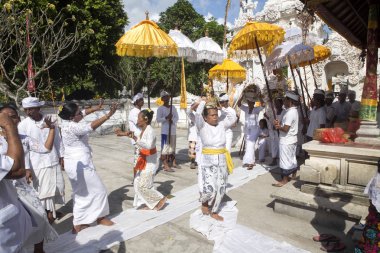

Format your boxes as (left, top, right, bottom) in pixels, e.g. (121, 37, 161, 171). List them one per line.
(258, 128, 269, 161)
(195, 101, 235, 213)
(133, 125, 163, 209)
(239, 104, 263, 165)
(265, 106, 283, 159)
(18, 116, 65, 217)
(0, 136, 58, 246)
(0, 155, 33, 253)
(60, 119, 109, 226)
(156, 105, 179, 155)
(128, 107, 141, 145)
(279, 107, 299, 176)
(219, 107, 237, 152)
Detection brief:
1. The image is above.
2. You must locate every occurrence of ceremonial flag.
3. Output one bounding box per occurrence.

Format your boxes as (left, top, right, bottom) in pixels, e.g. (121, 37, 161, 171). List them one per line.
(179, 57, 187, 109)
(26, 14, 36, 93)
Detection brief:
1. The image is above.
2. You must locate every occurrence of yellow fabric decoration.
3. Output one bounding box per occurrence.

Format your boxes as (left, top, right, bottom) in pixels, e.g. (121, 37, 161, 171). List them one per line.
(209, 59, 246, 83)
(202, 148, 234, 174)
(180, 57, 187, 109)
(228, 22, 285, 56)
(115, 19, 178, 58)
(155, 97, 164, 106)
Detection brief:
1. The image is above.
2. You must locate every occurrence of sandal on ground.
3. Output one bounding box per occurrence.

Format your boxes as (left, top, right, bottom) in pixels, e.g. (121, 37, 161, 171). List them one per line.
(320, 241, 345, 252)
(312, 234, 340, 242)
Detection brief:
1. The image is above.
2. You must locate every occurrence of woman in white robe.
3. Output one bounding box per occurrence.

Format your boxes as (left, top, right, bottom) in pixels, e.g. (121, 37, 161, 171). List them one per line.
(0, 104, 58, 253)
(120, 109, 166, 210)
(58, 100, 117, 234)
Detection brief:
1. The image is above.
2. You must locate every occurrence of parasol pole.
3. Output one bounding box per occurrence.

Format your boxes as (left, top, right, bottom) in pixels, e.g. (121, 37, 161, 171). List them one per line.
(287, 56, 306, 121)
(308, 61, 318, 89)
(226, 70, 229, 93)
(303, 66, 312, 105)
(168, 57, 178, 144)
(254, 36, 276, 120)
(295, 67, 310, 110)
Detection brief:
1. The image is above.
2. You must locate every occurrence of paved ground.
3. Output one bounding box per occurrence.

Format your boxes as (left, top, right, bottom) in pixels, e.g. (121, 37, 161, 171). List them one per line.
(52, 128, 356, 253)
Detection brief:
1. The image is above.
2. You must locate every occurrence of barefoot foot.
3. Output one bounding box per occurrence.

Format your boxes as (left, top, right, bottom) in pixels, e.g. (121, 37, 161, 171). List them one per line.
(154, 197, 167, 211)
(97, 217, 114, 226)
(72, 224, 90, 234)
(201, 203, 210, 215)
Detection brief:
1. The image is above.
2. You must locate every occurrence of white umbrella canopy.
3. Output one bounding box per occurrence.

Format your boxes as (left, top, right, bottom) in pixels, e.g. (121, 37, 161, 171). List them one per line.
(188, 35, 223, 63)
(285, 27, 302, 43)
(168, 29, 196, 59)
(265, 41, 314, 73)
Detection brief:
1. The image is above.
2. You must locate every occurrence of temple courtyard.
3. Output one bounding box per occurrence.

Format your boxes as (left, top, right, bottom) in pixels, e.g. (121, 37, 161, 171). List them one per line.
(47, 128, 356, 253)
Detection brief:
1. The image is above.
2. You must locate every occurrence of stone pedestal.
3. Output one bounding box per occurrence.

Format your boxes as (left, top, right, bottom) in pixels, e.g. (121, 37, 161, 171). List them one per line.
(271, 141, 380, 228)
(355, 120, 380, 145)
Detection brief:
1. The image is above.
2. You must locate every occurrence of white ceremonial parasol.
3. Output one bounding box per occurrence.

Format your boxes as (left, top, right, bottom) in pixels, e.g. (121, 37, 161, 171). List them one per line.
(168, 29, 196, 59)
(285, 27, 302, 43)
(265, 41, 314, 73)
(188, 31, 223, 64)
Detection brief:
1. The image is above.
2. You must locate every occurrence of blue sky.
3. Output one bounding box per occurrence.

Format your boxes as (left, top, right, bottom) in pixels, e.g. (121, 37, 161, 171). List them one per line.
(123, 0, 266, 29)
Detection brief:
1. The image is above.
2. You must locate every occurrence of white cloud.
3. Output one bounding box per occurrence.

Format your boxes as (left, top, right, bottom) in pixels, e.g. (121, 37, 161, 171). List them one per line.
(123, 0, 176, 29)
(204, 12, 233, 29)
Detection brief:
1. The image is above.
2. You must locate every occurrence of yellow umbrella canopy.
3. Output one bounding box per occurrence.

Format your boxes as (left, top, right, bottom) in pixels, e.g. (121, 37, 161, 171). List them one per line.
(209, 59, 246, 83)
(229, 22, 285, 56)
(299, 45, 331, 67)
(115, 19, 178, 57)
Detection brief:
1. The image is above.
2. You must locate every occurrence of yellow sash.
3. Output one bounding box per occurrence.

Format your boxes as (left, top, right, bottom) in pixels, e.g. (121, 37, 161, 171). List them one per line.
(202, 148, 234, 174)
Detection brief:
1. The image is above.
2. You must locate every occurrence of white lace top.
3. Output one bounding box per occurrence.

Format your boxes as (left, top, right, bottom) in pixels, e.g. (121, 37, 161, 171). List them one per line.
(60, 119, 93, 151)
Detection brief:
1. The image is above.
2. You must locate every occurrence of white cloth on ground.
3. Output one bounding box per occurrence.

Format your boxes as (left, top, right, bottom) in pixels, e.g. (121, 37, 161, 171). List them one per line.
(61, 120, 109, 225)
(156, 105, 179, 135)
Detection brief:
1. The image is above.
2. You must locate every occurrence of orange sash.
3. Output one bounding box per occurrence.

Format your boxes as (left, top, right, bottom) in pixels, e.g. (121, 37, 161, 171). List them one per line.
(134, 147, 157, 171)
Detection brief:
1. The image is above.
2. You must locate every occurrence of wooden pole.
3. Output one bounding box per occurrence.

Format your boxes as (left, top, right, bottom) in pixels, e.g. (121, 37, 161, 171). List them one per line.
(295, 67, 310, 112)
(254, 36, 276, 119)
(308, 61, 318, 89)
(288, 56, 306, 120)
(303, 66, 312, 105)
(226, 71, 229, 93)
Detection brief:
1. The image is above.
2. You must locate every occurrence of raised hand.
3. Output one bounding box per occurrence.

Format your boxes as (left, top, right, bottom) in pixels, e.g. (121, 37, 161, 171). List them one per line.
(106, 102, 119, 119)
(44, 116, 56, 129)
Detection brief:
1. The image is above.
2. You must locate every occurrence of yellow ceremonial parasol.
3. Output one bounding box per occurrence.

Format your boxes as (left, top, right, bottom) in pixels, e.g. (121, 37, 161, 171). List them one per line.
(115, 12, 178, 108)
(208, 59, 246, 92)
(229, 21, 285, 120)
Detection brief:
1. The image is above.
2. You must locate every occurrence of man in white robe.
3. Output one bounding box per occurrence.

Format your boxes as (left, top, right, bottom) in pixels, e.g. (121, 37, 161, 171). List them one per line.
(0, 112, 33, 253)
(306, 89, 326, 142)
(332, 90, 351, 131)
(273, 91, 299, 187)
(18, 97, 65, 223)
(156, 91, 179, 172)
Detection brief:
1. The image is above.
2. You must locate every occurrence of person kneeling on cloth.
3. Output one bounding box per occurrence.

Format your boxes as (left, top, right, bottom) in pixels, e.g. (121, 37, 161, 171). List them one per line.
(272, 91, 299, 187)
(192, 98, 236, 221)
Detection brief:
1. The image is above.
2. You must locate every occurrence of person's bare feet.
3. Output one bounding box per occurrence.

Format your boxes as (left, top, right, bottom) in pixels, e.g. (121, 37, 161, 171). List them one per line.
(154, 197, 167, 211)
(272, 176, 290, 187)
(72, 224, 90, 234)
(291, 171, 297, 179)
(47, 211, 55, 224)
(211, 213, 224, 221)
(137, 204, 150, 210)
(97, 217, 114, 226)
(201, 202, 210, 215)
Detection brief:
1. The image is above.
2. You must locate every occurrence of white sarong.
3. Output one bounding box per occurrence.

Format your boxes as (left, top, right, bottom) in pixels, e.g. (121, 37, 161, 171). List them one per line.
(64, 148, 109, 225)
(279, 143, 297, 176)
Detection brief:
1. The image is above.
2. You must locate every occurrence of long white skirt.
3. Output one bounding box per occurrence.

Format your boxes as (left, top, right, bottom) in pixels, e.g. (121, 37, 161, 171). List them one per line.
(14, 178, 58, 245)
(32, 164, 65, 218)
(198, 153, 228, 213)
(279, 143, 298, 176)
(64, 154, 109, 226)
(133, 153, 163, 209)
(258, 137, 267, 161)
(243, 127, 259, 165)
(269, 129, 279, 159)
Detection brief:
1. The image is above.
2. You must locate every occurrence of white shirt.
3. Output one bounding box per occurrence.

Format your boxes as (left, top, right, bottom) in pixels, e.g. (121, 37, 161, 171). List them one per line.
(156, 105, 179, 135)
(186, 109, 198, 142)
(332, 101, 351, 122)
(279, 106, 299, 145)
(307, 107, 326, 137)
(195, 101, 235, 149)
(128, 107, 141, 145)
(0, 154, 33, 253)
(18, 116, 64, 170)
(239, 104, 263, 131)
(219, 106, 237, 133)
(60, 120, 93, 152)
